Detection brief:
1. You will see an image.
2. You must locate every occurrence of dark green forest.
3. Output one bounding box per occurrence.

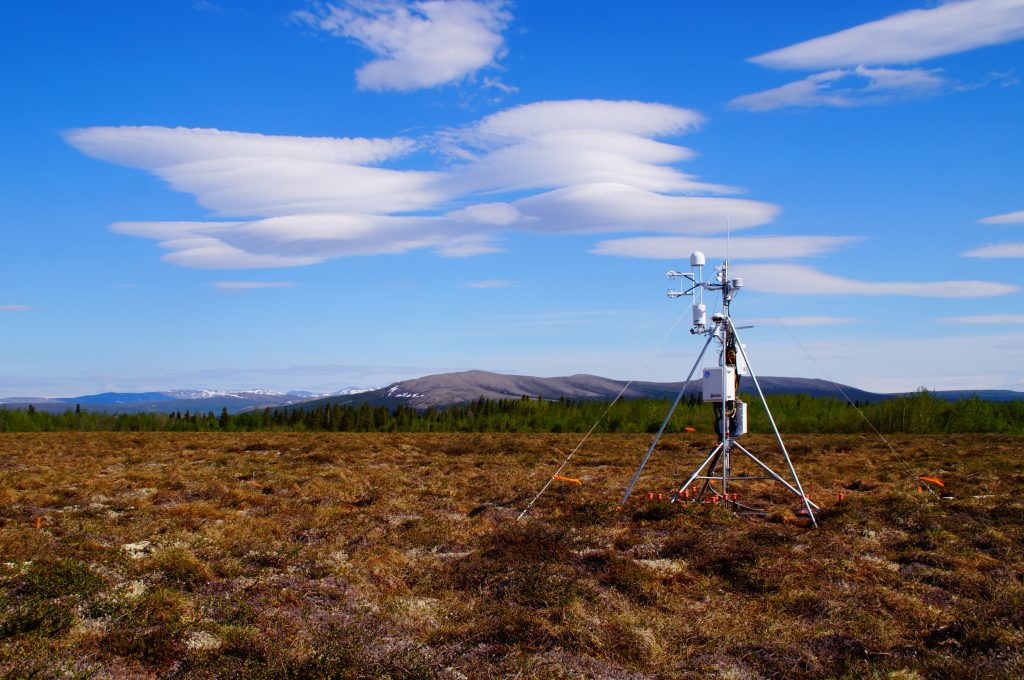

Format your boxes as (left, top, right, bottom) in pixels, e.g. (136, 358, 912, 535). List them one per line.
(1, 390, 1022, 434)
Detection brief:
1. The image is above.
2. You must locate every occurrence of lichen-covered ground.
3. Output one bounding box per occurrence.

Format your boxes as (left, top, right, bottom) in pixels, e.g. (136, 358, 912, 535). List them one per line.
(1, 432, 1022, 679)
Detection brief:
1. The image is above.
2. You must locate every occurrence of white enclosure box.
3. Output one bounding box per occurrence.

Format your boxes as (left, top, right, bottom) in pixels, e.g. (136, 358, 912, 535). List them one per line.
(734, 401, 748, 436)
(735, 343, 748, 375)
(702, 367, 736, 402)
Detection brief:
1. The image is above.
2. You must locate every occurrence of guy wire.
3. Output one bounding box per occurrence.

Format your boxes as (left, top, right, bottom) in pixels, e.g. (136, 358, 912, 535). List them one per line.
(747, 294, 939, 499)
(516, 308, 692, 521)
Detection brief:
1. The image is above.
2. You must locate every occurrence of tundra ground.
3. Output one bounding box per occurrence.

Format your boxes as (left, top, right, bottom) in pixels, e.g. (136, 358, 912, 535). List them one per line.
(1, 432, 1022, 678)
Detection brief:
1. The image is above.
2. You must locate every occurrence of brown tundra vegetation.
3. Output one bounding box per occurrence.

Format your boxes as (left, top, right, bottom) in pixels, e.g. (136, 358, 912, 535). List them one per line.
(0, 432, 1022, 679)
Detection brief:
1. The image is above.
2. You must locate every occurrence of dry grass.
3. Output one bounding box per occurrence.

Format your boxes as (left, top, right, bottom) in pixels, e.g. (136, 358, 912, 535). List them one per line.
(0, 432, 1022, 678)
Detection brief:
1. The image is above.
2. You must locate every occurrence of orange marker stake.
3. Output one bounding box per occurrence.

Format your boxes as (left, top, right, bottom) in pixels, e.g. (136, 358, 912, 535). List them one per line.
(646, 492, 654, 501)
(552, 475, 582, 485)
(35, 517, 42, 530)
(657, 493, 664, 502)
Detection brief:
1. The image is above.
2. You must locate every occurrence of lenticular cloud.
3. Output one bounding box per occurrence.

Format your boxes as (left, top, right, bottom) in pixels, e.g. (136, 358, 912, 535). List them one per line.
(65, 99, 780, 269)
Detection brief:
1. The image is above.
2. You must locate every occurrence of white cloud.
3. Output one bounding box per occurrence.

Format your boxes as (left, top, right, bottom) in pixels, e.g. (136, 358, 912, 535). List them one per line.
(442, 100, 717, 196)
(65, 100, 1017, 298)
(211, 281, 297, 292)
(939, 314, 1024, 324)
(962, 242, 1024, 257)
(463, 279, 515, 288)
(295, 0, 512, 91)
(738, 1, 1024, 111)
(66, 100, 783, 269)
(979, 209, 1024, 224)
(509, 183, 776, 235)
(64, 125, 414, 169)
(750, 0, 1024, 70)
(737, 263, 1017, 297)
(590, 235, 856, 259)
(481, 76, 517, 94)
(111, 221, 327, 269)
(731, 66, 946, 111)
(434, 235, 505, 257)
(66, 127, 439, 218)
(470, 99, 703, 138)
(0, 305, 32, 312)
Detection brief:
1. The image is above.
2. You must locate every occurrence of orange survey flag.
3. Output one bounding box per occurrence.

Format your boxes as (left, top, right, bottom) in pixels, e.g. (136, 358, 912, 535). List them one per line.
(919, 476, 945, 487)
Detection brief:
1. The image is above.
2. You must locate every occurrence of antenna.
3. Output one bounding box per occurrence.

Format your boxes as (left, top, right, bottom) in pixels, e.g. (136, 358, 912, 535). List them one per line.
(623, 251, 818, 526)
(726, 217, 731, 265)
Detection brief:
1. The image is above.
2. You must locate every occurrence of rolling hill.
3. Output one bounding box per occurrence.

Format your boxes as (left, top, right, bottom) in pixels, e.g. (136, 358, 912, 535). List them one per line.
(3, 371, 1021, 415)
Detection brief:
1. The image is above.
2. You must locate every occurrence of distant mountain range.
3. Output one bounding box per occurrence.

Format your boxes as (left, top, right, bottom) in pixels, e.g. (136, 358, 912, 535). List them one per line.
(0, 388, 372, 415)
(2, 370, 1022, 415)
(269, 370, 1024, 411)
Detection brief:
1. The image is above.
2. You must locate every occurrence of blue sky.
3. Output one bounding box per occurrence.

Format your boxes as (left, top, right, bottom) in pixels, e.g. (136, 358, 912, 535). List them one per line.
(1, 0, 1023, 396)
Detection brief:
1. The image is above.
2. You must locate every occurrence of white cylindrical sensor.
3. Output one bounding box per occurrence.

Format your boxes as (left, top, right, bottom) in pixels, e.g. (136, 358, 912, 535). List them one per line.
(692, 303, 706, 326)
(734, 401, 748, 436)
(690, 251, 706, 267)
(732, 277, 743, 289)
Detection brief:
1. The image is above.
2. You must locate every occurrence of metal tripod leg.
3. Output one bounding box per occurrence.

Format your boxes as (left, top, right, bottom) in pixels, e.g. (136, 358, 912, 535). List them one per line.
(732, 442, 820, 510)
(694, 449, 724, 503)
(620, 332, 715, 507)
(729, 321, 817, 526)
(670, 443, 721, 502)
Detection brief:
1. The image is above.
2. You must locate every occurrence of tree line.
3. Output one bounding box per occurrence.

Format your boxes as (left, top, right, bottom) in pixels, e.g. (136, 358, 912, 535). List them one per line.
(1, 390, 1021, 434)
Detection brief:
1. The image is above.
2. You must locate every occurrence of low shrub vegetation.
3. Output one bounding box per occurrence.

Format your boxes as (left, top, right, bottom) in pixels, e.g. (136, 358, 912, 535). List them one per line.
(0, 431, 1021, 677)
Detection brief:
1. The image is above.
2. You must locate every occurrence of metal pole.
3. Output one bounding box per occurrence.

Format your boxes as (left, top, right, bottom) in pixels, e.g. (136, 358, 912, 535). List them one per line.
(720, 317, 729, 497)
(620, 332, 715, 507)
(720, 264, 730, 498)
(729, 320, 817, 526)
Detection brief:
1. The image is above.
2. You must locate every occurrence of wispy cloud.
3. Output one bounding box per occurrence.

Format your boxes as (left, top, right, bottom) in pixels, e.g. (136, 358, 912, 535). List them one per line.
(211, 281, 297, 292)
(737, 0, 1024, 110)
(65, 100, 780, 269)
(731, 66, 947, 111)
(744, 316, 857, 327)
(978, 209, 1024, 224)
(293, 0, 512, 91)
(483, 309, 641, 329)
(463, 279, 516, 288)
(0, 305, 32, 312)
(962, 242, 1024, 258)
(750, 0, 1024, 70)
(591, 235, 856, 259)
(737, 263, 1017, 297)
(193, 0, 225, 13)
(940, 314, 1024, 324)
